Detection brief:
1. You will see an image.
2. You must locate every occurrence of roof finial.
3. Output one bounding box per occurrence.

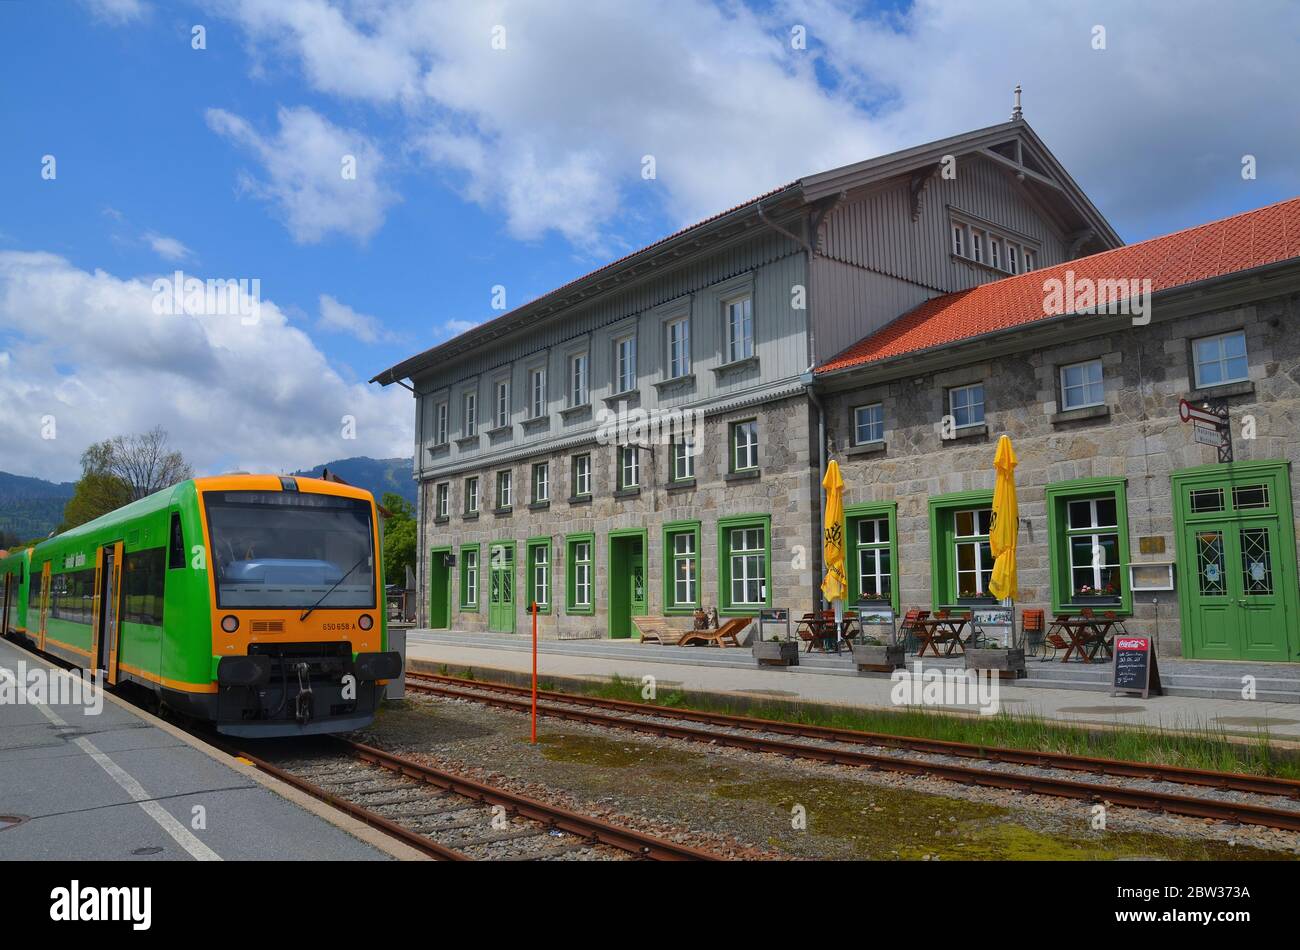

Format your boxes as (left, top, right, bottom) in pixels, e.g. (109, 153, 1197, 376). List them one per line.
(1011, 83, 1023, 120)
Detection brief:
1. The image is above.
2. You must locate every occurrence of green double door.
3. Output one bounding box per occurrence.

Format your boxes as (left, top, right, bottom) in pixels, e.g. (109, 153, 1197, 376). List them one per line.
(1174, 462, 1299, 661)
(488, 543, 515, 633)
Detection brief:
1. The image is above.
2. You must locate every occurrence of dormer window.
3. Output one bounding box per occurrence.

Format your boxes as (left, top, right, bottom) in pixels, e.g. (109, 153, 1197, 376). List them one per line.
(951, 213, 1037, 275)
(952, 225, 964, 257)
(1007, 245, 1019, 274)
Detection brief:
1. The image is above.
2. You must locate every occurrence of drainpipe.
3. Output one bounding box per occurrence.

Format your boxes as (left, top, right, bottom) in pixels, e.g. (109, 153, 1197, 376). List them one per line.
(802, 370, 827, 612)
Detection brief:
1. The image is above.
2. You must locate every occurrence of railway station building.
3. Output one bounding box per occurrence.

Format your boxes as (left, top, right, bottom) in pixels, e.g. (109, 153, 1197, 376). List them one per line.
(372, 115, 1300, 662)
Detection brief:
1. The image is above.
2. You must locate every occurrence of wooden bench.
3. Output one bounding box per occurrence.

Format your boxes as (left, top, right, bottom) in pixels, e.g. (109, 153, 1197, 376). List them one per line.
(680, 616, 751, 648)
(635, 616, 688, 645)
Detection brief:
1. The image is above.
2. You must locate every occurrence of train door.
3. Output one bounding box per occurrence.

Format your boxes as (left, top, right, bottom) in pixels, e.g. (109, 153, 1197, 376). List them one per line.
(1, 573, 11, 637)
(38, 561, 52, 651)
(97, 542, 124, 684)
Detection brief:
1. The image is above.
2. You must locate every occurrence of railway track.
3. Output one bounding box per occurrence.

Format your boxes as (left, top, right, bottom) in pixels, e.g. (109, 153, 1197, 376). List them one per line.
(233, 737, 719, 861)
(406, 671, 1300, 833)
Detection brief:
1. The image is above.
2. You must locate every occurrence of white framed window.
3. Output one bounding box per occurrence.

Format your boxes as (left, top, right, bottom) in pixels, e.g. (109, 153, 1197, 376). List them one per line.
(1060, 360, 1104, 410)
(1066, 498, 1121, 598)
(529, 367, 546, 418)
(672, 532, 697, 606)
(572, 454, 591, 496)
(671, 437, 695, 481)
(572, 540, 592, 607)
(971, 230, 983, 264)
(731, 420, 758, 471)
(989, 238, 1000, 271)
(667, 317, 690, 379)
(729, 527, 766, 605)
(462, 548, 478, 606)
(494, 380, 509, 429)
(1192, 330, 1248, 388)
(462, 391, 477, 437)
(619, 446, 639, 489)
(615, 335, 637, 394)
(496, 470, 512, 509)
(434, 401, 448, 445)
(853, 403, 884, 445)
(856, 518, 892, 601)
(725, 295, 754, 363)
(952, 225, 964, 257)
(949, 383, 985, 429)
(1023, 249, 1035, 272)
(954, 508, 993, 598)
(570, 352, 589, 406)
(531, 544, 550, 608)
(465, 476, 479, 513)
(1007, 245, 1019, 274)
(435, 483, 449, 519)
(532, 462, 549, 503)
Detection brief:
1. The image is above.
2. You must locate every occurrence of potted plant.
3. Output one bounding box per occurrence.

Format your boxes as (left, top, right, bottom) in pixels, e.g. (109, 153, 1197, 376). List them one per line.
(956, 588, 998, 607)
(851, 634, 905, 672)
(1071, 583, 1121, 606)
(753, 633, 799, 667)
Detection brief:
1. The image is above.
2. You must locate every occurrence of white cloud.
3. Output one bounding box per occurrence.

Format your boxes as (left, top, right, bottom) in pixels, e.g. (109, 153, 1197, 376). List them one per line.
(145, 232, 194, 262)
(82, 0, 147, 23)
(318, 293, 387, 343)
(0, 250, 412, 482)
(214, 0, 1300, 250)
(205, 105, 399, 244)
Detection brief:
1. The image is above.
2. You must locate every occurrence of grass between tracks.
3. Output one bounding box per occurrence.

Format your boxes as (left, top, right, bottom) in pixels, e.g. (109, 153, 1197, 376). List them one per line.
(436, 665, 1300, 781)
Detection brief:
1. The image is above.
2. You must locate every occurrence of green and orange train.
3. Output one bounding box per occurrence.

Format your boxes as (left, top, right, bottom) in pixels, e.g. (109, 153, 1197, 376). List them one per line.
(0, 474, 401, 737)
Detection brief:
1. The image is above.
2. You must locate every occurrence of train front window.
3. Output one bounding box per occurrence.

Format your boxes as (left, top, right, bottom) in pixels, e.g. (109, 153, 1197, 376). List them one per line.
(204, 491, 375, 610)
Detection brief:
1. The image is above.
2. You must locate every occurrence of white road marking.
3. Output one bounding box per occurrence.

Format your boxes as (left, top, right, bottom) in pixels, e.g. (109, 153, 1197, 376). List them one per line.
(9, 665, 222, 861)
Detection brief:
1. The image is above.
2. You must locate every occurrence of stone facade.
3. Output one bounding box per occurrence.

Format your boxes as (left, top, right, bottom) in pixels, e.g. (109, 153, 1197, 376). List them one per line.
(822, 289, 1300, 658)
(419, 394, 821, 639)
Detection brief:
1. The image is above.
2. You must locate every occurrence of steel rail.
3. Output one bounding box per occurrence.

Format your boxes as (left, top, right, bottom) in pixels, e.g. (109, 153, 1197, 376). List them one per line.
(339, 738, 720, 861)
(406, 671, 1300, 800)
(408, 675, 1300, 833)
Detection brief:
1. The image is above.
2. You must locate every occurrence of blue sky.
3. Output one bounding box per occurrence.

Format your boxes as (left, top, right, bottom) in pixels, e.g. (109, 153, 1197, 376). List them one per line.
(2, 0, 1298, 481)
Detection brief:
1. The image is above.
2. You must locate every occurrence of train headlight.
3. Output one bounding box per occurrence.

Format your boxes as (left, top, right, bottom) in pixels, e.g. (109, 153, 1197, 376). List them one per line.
(358, 614, 374, 631)
(220, 615, 239, 633)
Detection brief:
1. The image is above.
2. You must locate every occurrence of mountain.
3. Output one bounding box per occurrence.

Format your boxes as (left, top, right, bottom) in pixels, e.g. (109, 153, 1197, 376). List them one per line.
(0, 471, 76, 541)
(293, 457, 416, 506)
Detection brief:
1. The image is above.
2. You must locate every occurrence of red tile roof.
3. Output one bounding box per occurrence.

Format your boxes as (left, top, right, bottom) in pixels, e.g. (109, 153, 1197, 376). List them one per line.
(818, 195, 1300, 375)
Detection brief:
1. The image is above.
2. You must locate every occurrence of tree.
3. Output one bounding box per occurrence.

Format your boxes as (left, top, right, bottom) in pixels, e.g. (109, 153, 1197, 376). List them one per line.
(61, 427, 193, 530)
(380, 492, 416, 587)
(82, 426, 194, 500)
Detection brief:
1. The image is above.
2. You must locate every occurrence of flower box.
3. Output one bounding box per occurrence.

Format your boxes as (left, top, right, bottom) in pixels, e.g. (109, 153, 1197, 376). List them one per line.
(963, 647, 1026, 678)
(752, 640, 799, 667)
(850, 642, 905, 672)
(1070, 594, 1122, 607)
(956, 596, 998, 607)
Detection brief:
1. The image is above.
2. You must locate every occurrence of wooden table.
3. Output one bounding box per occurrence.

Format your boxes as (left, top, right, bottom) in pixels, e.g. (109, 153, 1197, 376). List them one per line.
(1052, 617, 1113, 662)
(913, 616, 971, 657)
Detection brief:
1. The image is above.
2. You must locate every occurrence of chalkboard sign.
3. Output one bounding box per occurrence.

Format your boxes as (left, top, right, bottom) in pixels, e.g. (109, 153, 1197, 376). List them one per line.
(1112, 636, 1163, 698)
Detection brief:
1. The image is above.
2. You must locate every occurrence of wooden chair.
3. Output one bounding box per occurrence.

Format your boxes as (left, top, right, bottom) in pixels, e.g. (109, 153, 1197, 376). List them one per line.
(680, 616, 751, 648)
(1021, 609, 1045, 657)
(899, 608, 930, 653)
(635, 616, 688, 646)
(1042, 614, 1074, 661)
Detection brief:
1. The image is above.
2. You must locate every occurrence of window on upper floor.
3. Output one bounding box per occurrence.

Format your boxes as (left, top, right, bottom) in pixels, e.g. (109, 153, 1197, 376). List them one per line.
(731, 420, 759, 472)
(434, 401, 448, 445)
(671, 436, 695, 482)
(571, 453, 592, 497)
(667, 317, 691, 379)
(1192, 330, 1248, 389)
(435, 482, 449, 519)
(494, 380, 510, 429)
(951, 215, 1037, 275)
(496, 470, 512, 510)
(529, 367, 546, 418)
(853, 403, 884, 445)
(464, 476, 479, 514)
(463, 391, 477, 437)
(570, 353, 589, 406)
(1060, 360, 1105, 411)
(532, 462, 549, 503)
(948, 383, 985, 429)
(614, 335, 637, 394)
(618, 446, 639, 490)
(725, 294, 754, 363)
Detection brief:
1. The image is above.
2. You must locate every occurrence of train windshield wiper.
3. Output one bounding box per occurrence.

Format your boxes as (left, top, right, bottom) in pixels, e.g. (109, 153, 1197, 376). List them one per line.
(299, 554, 369, 622)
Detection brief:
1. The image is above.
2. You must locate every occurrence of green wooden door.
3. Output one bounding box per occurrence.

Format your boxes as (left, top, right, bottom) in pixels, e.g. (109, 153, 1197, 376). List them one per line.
(630, 549, 646, 616)
(488, 543, 515, 633)
(1173, 462, 1299, 661)
(429, 548, 451, 629)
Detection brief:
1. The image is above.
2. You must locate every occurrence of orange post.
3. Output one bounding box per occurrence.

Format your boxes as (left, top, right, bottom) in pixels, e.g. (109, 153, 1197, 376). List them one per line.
(531, 600, 538, 744)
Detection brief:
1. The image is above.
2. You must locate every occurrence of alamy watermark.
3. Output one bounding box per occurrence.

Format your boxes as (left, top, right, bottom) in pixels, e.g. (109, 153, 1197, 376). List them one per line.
(595, 404, 705, 450)
(890, 661, 1000, 716)
(1042, 269, 1152, 326)
(0, 662, 104, 714)
(151, 270, 261, 325)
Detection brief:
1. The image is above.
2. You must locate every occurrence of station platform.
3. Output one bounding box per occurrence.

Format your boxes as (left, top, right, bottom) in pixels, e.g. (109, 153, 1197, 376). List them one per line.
(408, 630, 1300, 743)
(0, 637, 420, 861)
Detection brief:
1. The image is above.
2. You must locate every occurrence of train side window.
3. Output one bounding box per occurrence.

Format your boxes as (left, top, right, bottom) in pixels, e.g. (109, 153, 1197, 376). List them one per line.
(168, 512, 185, 570)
